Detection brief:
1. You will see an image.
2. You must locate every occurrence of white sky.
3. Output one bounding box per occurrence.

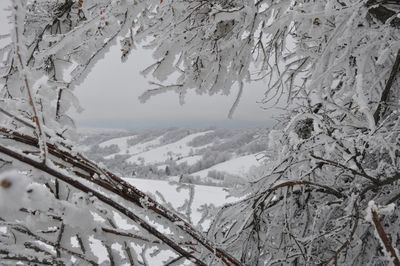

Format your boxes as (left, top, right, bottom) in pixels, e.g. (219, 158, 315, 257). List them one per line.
(1, 2, 281, 129)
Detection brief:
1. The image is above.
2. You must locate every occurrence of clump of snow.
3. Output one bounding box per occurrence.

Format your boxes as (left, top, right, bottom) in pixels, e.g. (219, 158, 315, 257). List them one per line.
(365, 201, 399, 265)
(63, 203, 96, 230)
(62, 193, 97, 230)
(0, 170, 96, 230)
(0, 170, 30, 217)
(365, 200, 396, 222)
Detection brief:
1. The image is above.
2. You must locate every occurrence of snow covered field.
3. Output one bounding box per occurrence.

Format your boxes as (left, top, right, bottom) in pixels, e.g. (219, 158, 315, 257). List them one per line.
(103, 136, 162, 160)
(125, 178, 237, 225)
(190, 153, 263, 180)
(125, 131, 213, 164)
(81, 128, 268, 186)
(92, 178, 239, 265)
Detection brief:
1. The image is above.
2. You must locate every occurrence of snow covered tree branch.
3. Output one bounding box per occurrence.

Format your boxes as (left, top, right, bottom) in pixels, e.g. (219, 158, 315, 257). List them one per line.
(0, 0, 242, 264)
(0, 126, 242, 265)
(1, 0, 400, 265)
(368, 203, 400, 266)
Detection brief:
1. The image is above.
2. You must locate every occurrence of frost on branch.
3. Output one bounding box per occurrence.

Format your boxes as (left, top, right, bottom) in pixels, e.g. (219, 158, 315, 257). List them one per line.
(0, 0, 242, 264)
(206, 1, 400, 265)
(0, 0, 152, 141)
(0, 133, 242, 265)
(135, 0, 259, 111)
(2, 0, 400, 265)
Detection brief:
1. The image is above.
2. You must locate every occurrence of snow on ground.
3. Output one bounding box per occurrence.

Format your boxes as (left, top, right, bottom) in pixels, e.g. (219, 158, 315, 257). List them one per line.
(120, 136, 162, 156)
(126, 131, 213, 164)
(124, 178, 236, 226)
(190, 153, 263, 179)
(176, 155, 203, 166)
(156, 164, 168, 171)
(92, 178, 235, 265)
(102, 136, 163, 159)
(78, 145, 91, 152)
(99, 135, 136, 149)
(92, 178, 238, 265)
(81, 132, 132, 152)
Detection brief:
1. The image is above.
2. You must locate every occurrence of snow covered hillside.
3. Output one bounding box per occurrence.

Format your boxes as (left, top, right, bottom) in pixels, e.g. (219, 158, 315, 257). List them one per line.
(91, 178, 239, 265)
(80, 128, 268, 186)
(125, 178, 237, 227)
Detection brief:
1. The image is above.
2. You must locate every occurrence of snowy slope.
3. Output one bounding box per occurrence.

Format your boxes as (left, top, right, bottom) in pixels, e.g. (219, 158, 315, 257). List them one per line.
(103, 136, 163, 159)
(91, 178, 238, 265)
(176, 155, 203, 166)
(99, 135, 136, 150)
(190, 153, 262, 179)
(124, 178, 236, 225)
(126, 131, 213, 164)
(81, 127, 267, 186)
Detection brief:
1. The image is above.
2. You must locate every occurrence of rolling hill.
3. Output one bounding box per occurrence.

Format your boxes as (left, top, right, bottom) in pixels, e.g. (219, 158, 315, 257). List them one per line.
(79, 127, 268, 186)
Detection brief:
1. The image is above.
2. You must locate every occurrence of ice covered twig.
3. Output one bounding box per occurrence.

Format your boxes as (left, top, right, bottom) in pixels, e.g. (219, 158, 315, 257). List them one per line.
(368, 202, 400, 266)
(11, 0, 48, 163)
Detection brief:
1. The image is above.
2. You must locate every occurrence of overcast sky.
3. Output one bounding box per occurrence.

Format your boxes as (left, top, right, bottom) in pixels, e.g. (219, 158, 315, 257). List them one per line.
(1, 2, 281, 130)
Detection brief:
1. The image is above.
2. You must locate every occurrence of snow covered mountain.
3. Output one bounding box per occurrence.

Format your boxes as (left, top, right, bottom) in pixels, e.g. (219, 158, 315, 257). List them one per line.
(79, 127, 268, 186)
